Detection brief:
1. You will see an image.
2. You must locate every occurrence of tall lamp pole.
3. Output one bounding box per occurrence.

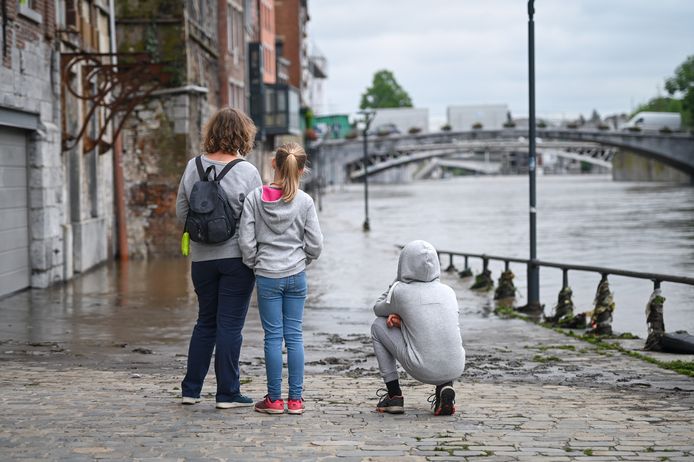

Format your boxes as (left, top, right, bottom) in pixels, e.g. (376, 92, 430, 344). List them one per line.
(527, 0, 541, 310)
(358, 110, 375, 232)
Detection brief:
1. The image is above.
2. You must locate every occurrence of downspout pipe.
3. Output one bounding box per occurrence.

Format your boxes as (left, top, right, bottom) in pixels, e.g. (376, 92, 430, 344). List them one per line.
(109, 0, 129, 261)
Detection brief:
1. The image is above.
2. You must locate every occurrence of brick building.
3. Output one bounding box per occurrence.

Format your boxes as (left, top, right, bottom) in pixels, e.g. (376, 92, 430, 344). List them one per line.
(0, 0, 116, 296)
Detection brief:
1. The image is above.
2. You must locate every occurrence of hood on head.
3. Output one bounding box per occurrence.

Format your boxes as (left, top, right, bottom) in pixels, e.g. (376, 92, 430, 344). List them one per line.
(397, 240, 440, 283)
(256, 188, 303, 234)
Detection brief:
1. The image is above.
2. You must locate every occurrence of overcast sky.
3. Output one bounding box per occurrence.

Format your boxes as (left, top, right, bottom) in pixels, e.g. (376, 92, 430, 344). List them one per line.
(308, 1, 694, 124)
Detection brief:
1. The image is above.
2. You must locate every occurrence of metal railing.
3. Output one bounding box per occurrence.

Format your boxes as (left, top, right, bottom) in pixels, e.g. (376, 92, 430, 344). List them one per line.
(435, 249, 694, 291)
(429, 247, 694, 349)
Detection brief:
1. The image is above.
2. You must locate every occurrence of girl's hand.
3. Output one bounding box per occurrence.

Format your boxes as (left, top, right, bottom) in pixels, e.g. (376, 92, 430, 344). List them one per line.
(387, 314, 402, 329)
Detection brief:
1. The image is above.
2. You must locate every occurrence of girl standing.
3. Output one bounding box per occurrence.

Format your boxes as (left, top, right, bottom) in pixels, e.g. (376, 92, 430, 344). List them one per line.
(176, 108, 262, 408)
(239, 142, 323, 415)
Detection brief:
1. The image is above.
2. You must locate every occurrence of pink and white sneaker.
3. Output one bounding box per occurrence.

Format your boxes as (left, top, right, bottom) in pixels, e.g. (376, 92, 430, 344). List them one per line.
(254, 396, 285, 414)
(287, 398, 305, 415)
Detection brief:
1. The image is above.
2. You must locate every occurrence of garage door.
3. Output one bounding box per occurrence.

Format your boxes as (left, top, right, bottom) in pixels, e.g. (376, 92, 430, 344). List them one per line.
(0, 126, 30, 297)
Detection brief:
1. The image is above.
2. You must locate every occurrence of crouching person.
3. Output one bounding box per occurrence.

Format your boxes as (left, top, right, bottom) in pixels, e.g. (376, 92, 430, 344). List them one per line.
(371, 240, 466, 415)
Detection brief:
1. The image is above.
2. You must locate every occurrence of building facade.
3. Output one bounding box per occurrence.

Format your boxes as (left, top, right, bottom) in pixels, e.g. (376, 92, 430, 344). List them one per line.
(0, 0, 116, 297)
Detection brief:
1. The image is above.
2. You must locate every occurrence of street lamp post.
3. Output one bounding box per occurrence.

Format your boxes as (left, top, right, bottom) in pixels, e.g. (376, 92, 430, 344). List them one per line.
(358, 110, 375, 232)
(527, 0, 541, 310)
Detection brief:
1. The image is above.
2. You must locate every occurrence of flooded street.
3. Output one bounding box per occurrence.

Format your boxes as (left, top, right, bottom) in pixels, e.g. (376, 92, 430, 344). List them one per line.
(0, 174, 692, 364)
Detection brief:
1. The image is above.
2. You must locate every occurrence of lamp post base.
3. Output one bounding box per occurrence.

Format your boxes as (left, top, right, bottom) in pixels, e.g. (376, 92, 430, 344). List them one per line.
(362, 220, 370, 232)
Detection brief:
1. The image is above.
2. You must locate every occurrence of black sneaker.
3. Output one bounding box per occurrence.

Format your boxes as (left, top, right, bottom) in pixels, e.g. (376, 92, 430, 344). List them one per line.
(375, 389, 404, 414)
(430, 385, 456, 416)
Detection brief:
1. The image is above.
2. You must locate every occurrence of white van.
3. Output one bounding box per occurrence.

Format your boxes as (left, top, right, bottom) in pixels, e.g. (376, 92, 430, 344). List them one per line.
(620, 112, 682, 132)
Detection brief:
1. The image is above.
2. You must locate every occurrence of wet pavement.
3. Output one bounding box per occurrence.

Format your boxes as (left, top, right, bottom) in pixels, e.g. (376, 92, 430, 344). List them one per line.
(1, 184, 694, 460)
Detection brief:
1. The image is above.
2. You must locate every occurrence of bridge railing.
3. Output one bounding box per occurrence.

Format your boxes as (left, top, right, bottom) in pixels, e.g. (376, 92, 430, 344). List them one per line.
(429, 247, 694, 350)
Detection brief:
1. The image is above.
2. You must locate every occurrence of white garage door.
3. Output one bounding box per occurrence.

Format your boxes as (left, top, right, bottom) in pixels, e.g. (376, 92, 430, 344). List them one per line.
(0, 126, 30, 297)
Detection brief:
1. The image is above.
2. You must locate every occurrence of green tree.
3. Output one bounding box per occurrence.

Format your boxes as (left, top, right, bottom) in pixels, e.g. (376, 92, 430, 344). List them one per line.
(631, 96, 683, 117)
(664, 55, 694, 128)
(359, 70, 413, 109)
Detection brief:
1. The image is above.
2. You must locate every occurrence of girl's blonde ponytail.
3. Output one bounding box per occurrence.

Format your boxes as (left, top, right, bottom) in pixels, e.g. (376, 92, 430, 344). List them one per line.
(275, 142, 308, 202)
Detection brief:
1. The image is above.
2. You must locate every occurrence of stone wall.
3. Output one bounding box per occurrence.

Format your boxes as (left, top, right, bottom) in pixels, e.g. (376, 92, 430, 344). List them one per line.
(1, 3, 65, 288)
(612, 150, 692, 183)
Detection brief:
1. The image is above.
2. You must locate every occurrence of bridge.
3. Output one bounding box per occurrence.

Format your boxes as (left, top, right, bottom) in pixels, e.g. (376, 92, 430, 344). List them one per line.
(316, 129, 694, 185)
(346, 140, 611, 181)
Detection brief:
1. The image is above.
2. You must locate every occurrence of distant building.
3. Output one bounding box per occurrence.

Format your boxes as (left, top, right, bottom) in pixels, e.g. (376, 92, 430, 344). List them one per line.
(447, 104, 508, 131)
(273, 0, 327, 128)
(314, 114, 351, 139)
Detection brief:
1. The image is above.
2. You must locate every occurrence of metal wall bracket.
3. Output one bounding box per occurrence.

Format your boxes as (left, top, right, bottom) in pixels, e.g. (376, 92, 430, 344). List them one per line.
(60, 52, 173, 153)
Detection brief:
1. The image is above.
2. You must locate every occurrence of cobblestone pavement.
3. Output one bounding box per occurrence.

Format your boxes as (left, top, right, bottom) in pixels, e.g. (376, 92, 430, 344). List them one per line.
(2, 315, 694, 461)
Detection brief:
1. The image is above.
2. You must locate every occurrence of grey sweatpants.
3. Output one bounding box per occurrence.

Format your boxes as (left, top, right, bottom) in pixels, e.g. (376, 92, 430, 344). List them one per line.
(371, 317, 454, 385)
(371, 317, 407, 383)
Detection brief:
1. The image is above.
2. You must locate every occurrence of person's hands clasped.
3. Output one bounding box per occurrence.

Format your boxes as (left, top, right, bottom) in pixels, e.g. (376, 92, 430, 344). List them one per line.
(386, 314, 402, 328)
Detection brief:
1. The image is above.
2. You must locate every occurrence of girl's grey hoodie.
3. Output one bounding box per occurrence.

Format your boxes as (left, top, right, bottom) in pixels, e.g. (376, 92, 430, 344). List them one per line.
(239, 187, 323, 278)
(373, 240, 466, 384)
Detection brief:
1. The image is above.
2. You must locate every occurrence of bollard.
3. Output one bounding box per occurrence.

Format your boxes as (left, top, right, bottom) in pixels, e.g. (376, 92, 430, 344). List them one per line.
(459, 256, 473, 278)
(546, 269, 577, 326)
(444, 253, 457, 273)
(644, 282, 666, 351)
(589, 274, 615, 335)
(471, 257, 494, 291)
(494, 266, 516, 300)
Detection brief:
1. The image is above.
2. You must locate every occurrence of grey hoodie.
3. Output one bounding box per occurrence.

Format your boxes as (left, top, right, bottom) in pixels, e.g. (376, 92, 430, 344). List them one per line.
(239, 187, 323, 278)
(373, 240, 466, 383)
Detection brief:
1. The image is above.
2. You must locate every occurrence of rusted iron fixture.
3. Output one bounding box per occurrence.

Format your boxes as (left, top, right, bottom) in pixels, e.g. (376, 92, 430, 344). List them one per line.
(60, 52, 173, 153)
(494, 265, 516, 300)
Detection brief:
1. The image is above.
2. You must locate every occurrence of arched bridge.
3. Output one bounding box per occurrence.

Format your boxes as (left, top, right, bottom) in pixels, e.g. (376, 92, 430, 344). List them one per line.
(317, 128, 694, 185)
(347, 140, 613, 181)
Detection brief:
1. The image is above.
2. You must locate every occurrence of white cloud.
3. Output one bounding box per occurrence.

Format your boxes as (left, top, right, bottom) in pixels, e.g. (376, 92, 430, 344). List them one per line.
(308, 0, 694, 120)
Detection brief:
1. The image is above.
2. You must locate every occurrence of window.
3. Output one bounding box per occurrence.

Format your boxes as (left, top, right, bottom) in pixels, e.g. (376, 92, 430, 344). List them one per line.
(227, 7, 234, 53)
(229, 82, 245, 111)
(18, 0, 42, 24)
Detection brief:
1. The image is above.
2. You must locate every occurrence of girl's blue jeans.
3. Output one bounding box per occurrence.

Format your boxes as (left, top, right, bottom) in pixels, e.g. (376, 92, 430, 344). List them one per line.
(256, 272, 307, 401)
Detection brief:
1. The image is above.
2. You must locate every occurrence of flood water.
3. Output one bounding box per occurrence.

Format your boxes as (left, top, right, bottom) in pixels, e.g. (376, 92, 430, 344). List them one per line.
(0, 175, 692, 355)
(313, 174, 694, 337)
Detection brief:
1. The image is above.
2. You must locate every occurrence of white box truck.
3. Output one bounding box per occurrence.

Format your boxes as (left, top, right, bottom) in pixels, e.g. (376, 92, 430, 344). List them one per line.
(369, 108, 429, 135)
(447, 104, 509, 131)
(620, 112, 682, 131)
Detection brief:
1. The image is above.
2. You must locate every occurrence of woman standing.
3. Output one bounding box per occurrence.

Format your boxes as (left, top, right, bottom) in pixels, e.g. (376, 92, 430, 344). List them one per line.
(176, 108, 262, 408)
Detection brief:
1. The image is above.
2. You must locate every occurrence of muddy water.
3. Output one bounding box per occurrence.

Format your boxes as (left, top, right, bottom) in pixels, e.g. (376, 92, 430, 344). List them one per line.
(0, 175, 692, 365)
(315, 175, 694, 337)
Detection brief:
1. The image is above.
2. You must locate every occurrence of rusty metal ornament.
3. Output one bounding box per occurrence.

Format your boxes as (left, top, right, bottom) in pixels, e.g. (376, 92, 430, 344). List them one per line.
(60, 52, 172, 153)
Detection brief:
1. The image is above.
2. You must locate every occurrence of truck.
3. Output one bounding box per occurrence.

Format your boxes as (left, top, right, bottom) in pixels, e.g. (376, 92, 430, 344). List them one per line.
(446, 104, 509, 131)
(368, 108, 429, 135)
(620, 112, 682, 132)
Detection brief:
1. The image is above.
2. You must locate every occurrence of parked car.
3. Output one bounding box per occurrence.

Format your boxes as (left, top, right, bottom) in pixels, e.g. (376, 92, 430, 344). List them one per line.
(620, 112, 682, 132)
(368, 123, 401, 136)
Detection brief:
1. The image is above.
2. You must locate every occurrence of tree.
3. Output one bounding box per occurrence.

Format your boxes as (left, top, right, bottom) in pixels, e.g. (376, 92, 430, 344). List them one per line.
(590, 109, 601, 123)
(664, 55, 694, 128)
(359, 70, 413, 109)
(632, 97, 683, 117)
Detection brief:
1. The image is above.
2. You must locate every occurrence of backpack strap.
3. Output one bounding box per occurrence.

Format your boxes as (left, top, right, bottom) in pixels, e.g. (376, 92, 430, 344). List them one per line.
(195, 156, 218, 181)
(215, 158, 245, 182)
(195, 156, 205, 179)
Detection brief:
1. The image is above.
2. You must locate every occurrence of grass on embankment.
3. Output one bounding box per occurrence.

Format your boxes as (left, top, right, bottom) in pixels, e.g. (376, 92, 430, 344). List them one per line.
(494, 305, 694, 378)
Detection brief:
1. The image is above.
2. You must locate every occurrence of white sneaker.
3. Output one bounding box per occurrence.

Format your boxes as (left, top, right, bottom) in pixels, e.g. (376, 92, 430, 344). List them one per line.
(181, 396, 201, 405)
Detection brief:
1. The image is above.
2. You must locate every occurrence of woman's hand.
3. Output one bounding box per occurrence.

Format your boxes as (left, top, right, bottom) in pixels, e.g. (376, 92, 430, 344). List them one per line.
(386, 314, 402, 329)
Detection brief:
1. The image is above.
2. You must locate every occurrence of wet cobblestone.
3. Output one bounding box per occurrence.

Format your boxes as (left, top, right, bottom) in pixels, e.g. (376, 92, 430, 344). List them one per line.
(2, 323, 693, 461)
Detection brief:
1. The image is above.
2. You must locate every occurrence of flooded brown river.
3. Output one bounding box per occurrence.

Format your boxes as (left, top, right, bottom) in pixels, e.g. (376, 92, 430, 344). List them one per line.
(0, 175, 692, 359)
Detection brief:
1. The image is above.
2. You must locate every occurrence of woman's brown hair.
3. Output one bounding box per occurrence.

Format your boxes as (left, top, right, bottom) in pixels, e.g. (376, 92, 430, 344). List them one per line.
(201, 107, 257, 155)
(275, 142, 308, 202)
